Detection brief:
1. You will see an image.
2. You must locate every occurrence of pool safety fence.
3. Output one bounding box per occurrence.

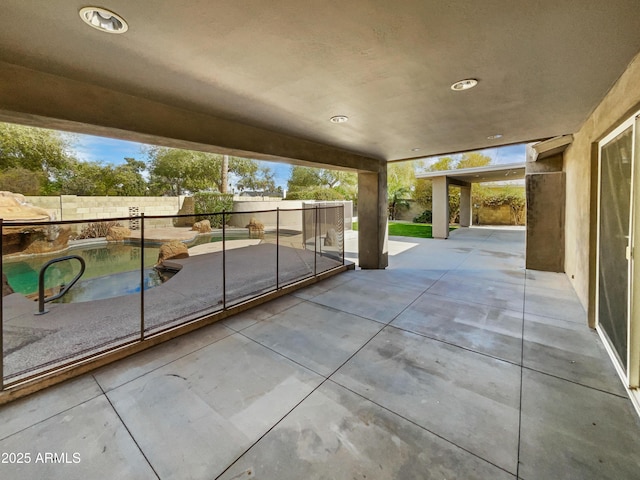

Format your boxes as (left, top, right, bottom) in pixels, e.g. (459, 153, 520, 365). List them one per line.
(0, 205, 345, 390)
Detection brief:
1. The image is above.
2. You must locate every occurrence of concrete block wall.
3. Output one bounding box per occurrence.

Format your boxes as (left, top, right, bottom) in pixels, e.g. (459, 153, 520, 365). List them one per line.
(24, 196, 353, 233)
(26, 195, 186, 229)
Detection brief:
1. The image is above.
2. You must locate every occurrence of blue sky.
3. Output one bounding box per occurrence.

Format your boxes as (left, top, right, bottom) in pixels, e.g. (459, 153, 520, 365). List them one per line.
(72, 134, 292, 189)
(72, 134, 526, 190)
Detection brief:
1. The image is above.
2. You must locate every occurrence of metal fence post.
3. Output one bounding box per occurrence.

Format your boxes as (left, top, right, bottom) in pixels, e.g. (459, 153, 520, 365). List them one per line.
(140, 213, 145, 341)
(276, 207, 280, 289)
(341, 205, 345, 265)
(0, 218, 4, 389)
(314, 205, 318, 276)
(222, 211, 226, 309)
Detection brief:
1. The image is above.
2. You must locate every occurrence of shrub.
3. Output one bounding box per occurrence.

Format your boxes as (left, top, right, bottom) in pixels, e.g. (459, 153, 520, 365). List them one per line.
(286, 187, 345, 201)
(193, 193, 234, 228)
(73, 221, 122, 240)
(413, 210, 432, 223)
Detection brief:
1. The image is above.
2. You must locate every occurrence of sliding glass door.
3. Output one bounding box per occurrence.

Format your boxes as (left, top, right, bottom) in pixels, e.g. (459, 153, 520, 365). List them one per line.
(598, 112, 640, 388)
(598, 126, 632, 370)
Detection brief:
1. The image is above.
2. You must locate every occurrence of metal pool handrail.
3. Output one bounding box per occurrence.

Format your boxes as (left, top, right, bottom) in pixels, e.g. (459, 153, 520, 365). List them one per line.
(37, 255, 86, 315)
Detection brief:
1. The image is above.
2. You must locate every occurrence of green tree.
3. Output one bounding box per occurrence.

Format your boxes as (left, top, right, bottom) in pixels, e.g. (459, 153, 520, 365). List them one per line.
(414, 152, 493, 222)
(147, 147, 206, 195)
(0, 122, 77, 193)
(387, 162, 416, 219)
(428, 156, 454, 172)
(112, 158, 147, 196)
(57, 160, 107, 195)
(147, 147, 274, 195)
(0, 123, 75, 172)
(287, 166, 323, 190)
(0, 167, 45, 195)
(234, 160, 276, 193)
(287, 166, 356, 200)
(388, 186, 411, 220)
(388, 162, 416, 194)
(456, 152, 492, 169)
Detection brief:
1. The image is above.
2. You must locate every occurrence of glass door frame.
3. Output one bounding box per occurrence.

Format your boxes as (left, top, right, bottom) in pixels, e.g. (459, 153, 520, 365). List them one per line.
(596, 110, 640, 392)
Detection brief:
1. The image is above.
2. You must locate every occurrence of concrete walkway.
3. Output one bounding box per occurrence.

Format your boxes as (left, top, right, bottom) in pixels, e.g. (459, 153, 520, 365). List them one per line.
(1, 228, 639, 479)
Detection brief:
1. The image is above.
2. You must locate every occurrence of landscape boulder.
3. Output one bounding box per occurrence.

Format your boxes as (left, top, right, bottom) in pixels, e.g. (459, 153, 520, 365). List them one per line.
(106, 225, 131, 242)
(156, 240, 189, 267)
(0, 191, 68, 255)
(245, 218, 265, 239)
(2, 273, 14, 297)
(22, 227, 72, 255)
(192, 219, 212, 233)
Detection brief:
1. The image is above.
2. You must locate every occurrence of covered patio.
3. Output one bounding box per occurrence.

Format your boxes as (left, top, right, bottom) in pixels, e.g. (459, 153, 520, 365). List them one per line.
(416, 163, 526, 239)
(1, 228, 638, 479)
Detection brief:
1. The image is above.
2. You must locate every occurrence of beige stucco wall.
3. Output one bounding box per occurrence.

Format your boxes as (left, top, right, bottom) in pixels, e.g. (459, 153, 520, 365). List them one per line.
(477, 204, 524, 226)
(230, 200, 353, 231)
(230, 200, 303, 229)
(564, 51, 640, 310)
(394, 200, 425, 222)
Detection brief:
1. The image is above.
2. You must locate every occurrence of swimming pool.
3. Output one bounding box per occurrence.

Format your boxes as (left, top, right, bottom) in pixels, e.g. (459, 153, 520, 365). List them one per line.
(3, 230, 251, 303)
(3, 243, 164, 302)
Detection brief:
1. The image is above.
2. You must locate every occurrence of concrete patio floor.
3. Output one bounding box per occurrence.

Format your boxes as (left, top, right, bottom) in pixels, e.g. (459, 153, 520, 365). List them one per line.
(1, 227, 639, 479)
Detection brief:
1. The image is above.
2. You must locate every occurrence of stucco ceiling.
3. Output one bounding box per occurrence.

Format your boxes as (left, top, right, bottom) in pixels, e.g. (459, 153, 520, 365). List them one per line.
(0, 1, 639, 165)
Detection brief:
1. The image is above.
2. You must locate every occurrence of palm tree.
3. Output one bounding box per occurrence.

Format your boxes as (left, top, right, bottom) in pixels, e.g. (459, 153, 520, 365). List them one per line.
(388, 186, 411, 220)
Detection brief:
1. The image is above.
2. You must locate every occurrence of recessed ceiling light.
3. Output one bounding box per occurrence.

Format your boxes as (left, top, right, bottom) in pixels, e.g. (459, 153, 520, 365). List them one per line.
(487, 134, 503, 140)
(411, 148, 421, 152)
(79, 7, 128, 34)
(450, 79, 478, 91)
(330, 115, 349, 124)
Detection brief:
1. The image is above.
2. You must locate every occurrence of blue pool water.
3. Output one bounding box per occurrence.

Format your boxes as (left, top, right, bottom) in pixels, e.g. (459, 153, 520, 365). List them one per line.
(3, 243, 166, 303)
(3, 231, 249, 303)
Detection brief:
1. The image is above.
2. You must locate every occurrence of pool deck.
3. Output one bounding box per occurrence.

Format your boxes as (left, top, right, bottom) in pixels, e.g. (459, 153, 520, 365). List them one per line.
(2, 242, 343, 382)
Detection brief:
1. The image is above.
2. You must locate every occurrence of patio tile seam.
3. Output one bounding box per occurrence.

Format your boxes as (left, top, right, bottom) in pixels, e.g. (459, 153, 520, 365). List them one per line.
(325, 378, 518, 478)
(234, 329, 338, 379)
(222, 298, 306, 333)
(384, 323, 524, 368)
(338, 272, 438, 292)
(520, 308, 587, 325)
(216, 309, 413, 479)
(100, 384, 161, 480)
(94, 325, 236, 393)
(515, 258, 528, 480)
(402, 289, 528, 318)
(427, 272, 526, 293)
(0, 389, 105, 443)
(413, 287, 526, 314)
(445, 269, 527, 289)
(213, 324, 389, 480)
(213, 377, 333, 480)
(302, 297, 391, 326)
(519, 365, 630, 399)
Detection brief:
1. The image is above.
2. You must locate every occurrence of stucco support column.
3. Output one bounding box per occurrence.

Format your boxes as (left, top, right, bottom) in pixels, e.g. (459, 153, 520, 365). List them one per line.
(358, 167, 388, 269)
(459, 185, 471, 227)
(432, 176, 450, 239)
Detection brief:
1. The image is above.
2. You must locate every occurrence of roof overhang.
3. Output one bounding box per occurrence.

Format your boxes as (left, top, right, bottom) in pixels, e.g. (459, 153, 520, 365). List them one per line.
(416, 163, 526, 184)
